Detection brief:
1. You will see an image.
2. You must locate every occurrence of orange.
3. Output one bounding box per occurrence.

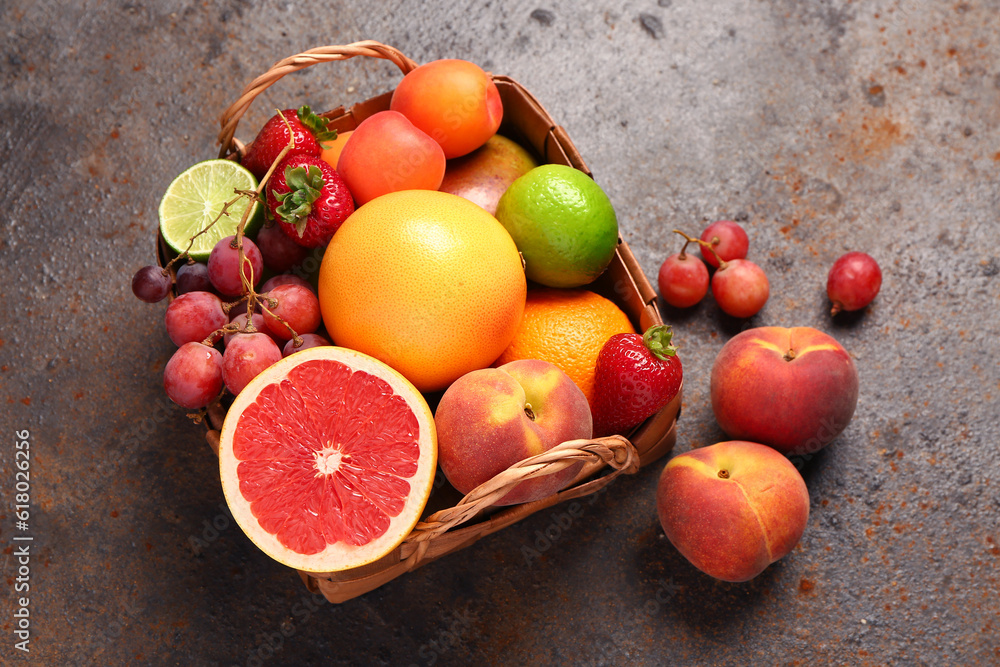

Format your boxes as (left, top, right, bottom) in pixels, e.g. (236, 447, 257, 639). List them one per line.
(318, 190, 526, 393)
(218, 346, 437, 573)
(494, 288, 635, 407)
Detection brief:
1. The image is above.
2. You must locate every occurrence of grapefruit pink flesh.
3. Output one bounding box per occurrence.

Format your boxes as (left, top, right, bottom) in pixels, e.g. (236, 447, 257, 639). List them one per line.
(219, 347, 437, 573)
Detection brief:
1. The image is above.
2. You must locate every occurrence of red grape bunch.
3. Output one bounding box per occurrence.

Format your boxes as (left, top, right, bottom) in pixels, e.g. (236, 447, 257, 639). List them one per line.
(131, 114, 344, 413)
(658, 221, 769, 319)
(133, 231, 330, 411)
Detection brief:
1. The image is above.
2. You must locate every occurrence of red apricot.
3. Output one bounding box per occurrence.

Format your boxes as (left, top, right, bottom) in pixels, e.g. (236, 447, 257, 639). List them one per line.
(336, 111, 445, 205)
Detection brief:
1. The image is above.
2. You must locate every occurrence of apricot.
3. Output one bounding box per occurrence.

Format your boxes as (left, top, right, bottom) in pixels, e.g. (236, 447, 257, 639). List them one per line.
(390, 59, 503, 159)
(319, 129, 352, 171)
(710, 326, 858, 455)
(435, 359, 592, 505)
(657, 440, 810, 582)
(336, 111, 445, 205)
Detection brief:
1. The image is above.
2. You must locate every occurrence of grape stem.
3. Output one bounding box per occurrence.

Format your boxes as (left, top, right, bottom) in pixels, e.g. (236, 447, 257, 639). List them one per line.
(671, 229, 695, 260)
(671, 228, 727, 269)
(161, 195, 249, 274)
(224, 110, 302, 346)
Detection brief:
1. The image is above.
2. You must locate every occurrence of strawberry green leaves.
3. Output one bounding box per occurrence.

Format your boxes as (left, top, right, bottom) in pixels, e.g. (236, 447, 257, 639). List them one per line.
(274, 164, 324, 237)
(265, 154, 354, 249)
(642, 325, 678, 362)
(296, 106, 338, 148)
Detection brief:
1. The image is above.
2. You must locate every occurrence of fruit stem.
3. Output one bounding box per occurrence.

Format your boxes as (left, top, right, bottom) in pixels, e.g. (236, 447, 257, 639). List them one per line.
(672, 229, 699, 244)
(167, 110, 293, 279)
(671, 229, 695, 259)
(642, 325, 678, 361)
(219, 112, 302, 344)
(718, 469, 730, 479)
(671, 228, 726, 267)
(524, 403, 536, 421)
(702, 242, 726, 269)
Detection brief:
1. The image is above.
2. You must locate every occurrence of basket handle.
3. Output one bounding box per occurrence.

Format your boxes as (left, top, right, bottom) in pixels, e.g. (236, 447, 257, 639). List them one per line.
(405, 435, 640, 547)
(217, 40, 419, 158)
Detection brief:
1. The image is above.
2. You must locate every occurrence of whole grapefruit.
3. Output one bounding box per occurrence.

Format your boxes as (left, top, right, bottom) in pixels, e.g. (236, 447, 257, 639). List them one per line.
(318, 190, 526, 393)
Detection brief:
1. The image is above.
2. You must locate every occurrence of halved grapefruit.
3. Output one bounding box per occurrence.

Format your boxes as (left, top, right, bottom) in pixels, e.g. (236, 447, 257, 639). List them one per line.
(218, 346, 437, 573)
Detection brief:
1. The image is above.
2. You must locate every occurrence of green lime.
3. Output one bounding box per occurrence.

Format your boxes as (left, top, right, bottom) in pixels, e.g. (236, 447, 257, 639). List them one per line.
(494, 164, 618, 288)
(158, 159, 263, 262)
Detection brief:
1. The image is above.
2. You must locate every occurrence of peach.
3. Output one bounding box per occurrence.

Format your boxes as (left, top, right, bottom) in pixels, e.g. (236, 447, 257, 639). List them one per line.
(336, 111, 445, 205)
(657, 440, 810, 582)
(390, 59, 503, 159)
(437, 134, 538, 215)
(435, 359, 592, 505)
(710, 326, 858, 456)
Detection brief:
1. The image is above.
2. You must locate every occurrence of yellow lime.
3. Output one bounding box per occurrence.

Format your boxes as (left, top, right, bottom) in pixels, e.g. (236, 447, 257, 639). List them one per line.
(158, 159, 263, 261)
(494, 164, 619, 288)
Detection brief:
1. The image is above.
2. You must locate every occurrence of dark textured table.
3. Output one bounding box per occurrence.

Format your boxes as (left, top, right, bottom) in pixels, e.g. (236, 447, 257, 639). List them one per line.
(2, 1, 998, 665)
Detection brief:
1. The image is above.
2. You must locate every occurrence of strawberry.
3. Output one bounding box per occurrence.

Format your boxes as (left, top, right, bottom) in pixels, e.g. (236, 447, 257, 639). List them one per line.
(241, 106, 337, 180)
(591, 325, 682, 437)
(266, 154, 354, 248)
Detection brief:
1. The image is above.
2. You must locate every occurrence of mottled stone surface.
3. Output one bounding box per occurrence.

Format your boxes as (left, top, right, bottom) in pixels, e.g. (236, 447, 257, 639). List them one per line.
(1, 1, 998, 664)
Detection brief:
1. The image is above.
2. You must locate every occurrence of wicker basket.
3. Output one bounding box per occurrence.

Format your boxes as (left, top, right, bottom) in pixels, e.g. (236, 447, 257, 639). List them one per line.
(160, 41, 681, 604)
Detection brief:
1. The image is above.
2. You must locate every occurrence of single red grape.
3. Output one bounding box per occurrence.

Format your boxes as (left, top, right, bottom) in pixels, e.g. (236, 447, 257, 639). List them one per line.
(164, 291, 227, 346)
(175, 261, 213, 294)
(207, 235, 264, 297)
(658, 252, 710, 308)
(711, 258, 769, 318)
(262, 284, 322, 341)
(700, 220, 749, 268)
(132, 265, 172, 303)
(827, 251, 882, 315)
(163, 342, 224, 408)
(257, 223, 310, 273)
(282, 332, 331, 357)
(224, 312, 267, 347)
(222, 332, 282, 395)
